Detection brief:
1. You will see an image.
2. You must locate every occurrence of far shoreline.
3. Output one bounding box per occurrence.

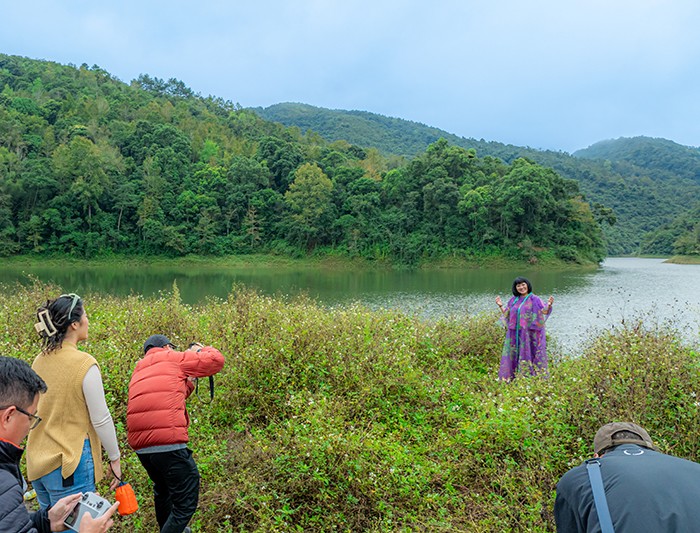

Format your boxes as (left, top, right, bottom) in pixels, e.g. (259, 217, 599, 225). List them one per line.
(0, 252, 602, 272)
(665, 255, 700, 265)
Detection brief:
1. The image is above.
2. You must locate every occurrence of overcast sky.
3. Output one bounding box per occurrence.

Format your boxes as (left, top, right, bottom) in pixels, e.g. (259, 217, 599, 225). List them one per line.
(2, 0, 699, 153)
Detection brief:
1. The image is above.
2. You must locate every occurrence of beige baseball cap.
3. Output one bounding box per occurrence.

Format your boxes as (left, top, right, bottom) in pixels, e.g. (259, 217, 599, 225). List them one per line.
(593, 422, 656, 454)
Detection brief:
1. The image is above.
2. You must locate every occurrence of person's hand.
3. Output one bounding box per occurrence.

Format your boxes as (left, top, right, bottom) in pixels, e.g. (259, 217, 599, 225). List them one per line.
(495, 296, 503, 308)
(548, 296, 554, 307)
(78, 501, 120, 532)
(48, 493, 82, 531)
(109, 458, 122, 491)
(187, 342, 203, 352)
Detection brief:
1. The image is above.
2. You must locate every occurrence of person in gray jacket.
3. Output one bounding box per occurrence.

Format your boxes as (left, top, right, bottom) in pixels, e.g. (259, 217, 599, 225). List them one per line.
(0, 356, 118, 533)
(555, 422, 700, 532)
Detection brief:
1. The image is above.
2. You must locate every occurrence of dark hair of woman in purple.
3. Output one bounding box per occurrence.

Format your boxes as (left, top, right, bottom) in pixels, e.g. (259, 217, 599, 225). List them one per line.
(511, 277, 532, 296)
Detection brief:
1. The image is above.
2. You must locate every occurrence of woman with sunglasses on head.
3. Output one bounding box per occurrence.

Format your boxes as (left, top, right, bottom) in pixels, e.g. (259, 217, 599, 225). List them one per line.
(25, 293, 122, 510)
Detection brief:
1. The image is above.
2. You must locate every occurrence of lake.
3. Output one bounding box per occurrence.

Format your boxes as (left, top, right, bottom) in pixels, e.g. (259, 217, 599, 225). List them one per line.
(1, 257, 698, 353)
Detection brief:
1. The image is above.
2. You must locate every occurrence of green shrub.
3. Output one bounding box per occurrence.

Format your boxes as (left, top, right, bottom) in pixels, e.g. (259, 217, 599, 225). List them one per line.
(3, 283, 698, 531)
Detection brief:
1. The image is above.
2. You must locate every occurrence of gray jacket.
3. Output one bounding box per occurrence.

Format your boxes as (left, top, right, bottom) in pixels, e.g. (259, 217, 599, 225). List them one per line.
(555, 444, 700, 532)
(0, 440, 50, 533)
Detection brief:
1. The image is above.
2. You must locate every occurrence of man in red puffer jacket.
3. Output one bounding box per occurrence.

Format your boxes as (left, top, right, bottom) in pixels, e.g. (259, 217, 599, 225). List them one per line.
(127, 335, 224, 533)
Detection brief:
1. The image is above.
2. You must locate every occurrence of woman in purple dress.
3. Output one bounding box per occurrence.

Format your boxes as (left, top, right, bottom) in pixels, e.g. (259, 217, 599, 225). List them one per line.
(495, 277, 553, 380)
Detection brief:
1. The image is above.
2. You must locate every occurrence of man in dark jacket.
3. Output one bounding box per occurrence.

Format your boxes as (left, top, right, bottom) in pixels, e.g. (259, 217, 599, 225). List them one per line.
(555, 422, 700, 532)
(0, 356, 118, 533)
(127, 335, 225, 533)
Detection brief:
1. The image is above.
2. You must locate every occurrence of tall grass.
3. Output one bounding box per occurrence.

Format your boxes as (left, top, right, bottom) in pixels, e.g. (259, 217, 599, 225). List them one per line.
(3, 282, 698, 532)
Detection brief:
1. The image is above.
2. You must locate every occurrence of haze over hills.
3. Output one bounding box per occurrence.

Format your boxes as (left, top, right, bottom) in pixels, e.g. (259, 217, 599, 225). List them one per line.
(255, 103, 700, 255)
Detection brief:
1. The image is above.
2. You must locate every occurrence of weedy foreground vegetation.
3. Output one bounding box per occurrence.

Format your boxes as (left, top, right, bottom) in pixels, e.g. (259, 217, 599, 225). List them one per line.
(3, 282, 699, 532)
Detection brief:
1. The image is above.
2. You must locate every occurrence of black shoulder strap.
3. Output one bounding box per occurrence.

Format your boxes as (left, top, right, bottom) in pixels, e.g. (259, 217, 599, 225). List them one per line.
(586, 459, 615, 533)
(195, 375, 215, 403)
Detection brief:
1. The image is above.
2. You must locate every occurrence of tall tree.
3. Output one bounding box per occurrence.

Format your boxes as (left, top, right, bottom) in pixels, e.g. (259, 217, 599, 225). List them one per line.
(284, 163, 334, 251)
(52, 136, 111, 229)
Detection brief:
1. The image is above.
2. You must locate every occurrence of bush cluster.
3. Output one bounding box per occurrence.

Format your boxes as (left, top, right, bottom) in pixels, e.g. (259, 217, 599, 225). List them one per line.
(3, 282, 698, 531)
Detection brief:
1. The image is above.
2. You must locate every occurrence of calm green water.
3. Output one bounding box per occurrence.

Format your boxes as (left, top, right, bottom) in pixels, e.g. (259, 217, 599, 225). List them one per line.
(1, 258, 699, 352)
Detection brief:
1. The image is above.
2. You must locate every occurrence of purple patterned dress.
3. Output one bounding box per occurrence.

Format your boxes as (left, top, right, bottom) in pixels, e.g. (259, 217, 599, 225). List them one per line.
(498, 293, 551, 380)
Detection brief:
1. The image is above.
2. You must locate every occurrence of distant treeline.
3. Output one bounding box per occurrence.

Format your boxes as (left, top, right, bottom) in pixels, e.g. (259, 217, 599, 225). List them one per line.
(259, 103, 700, 256)
(0, 54, 606, 264)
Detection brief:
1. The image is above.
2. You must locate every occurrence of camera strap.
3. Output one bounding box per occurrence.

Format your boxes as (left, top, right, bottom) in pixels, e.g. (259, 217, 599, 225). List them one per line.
(586, 459, 615, 533)
(195, 375, 214, 403)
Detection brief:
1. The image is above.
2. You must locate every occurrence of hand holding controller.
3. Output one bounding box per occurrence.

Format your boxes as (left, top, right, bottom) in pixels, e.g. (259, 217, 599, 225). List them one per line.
(63, 492, 115, 532)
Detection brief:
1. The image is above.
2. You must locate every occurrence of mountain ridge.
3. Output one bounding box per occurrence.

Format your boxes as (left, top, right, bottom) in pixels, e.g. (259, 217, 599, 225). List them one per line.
(254, 102, 700, 255)
(255, 102, 700, 159)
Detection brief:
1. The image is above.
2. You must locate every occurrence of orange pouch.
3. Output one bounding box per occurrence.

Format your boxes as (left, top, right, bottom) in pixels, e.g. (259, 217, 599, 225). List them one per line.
(115, 482, 139, 515)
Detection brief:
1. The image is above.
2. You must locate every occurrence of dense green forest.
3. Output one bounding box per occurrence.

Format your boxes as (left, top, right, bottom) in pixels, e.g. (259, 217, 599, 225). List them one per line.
(575, 137, 700, 255)
(258, 103, 700, 255)
(0, 54, 607, 264)
(254, 103, 457, 159)
(574, 136, 700, 183)
(640, 202, 700, 255)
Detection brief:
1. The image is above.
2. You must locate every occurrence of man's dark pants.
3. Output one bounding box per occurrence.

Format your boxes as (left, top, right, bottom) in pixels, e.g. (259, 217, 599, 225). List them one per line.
(137, 448, 200, 533)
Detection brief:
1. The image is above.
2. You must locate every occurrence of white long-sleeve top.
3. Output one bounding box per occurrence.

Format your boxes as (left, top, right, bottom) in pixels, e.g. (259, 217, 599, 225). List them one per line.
(82, 365, 120, 461)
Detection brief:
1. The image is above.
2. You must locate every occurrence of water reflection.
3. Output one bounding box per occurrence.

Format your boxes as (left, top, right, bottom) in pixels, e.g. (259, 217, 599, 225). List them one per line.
(1, 258, 698, 353)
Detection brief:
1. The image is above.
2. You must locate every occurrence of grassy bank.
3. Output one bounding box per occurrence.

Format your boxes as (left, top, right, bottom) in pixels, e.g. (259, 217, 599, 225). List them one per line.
(666, 255, 700, 265)
(5, 283, 699, 532)
(0, 253, 367, 271)
(0, 251, 595, 272)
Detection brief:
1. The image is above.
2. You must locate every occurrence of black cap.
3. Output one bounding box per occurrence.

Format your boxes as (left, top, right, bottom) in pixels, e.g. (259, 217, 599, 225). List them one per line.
(143, 334, 172, 354)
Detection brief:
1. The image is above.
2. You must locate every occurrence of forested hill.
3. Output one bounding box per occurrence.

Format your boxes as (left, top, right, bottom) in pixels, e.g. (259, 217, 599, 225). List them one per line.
(255, 103, 700, 256)
(574, 137, 700, 255)
(0, 53, 607, 264)
(574, 136, 700, 184)
(255, 103, 471, 159)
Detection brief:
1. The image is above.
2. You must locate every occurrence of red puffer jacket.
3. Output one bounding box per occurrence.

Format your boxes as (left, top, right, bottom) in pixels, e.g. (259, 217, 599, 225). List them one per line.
(126, 346, 224, 451)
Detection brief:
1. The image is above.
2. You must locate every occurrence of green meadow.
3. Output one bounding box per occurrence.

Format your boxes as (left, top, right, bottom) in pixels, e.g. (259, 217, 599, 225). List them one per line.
(6, 282, 699, 532)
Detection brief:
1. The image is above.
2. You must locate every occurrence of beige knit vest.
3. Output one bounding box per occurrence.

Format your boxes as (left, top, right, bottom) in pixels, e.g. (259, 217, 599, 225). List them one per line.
(26, 342, 103, 482)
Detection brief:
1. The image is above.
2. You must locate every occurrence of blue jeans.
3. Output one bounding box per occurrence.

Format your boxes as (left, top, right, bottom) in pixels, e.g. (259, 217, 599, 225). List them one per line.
(33, 438, 96, 510)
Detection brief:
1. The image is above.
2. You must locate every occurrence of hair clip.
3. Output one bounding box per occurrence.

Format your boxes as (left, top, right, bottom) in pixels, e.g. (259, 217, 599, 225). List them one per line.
(34, 309, 57, 337)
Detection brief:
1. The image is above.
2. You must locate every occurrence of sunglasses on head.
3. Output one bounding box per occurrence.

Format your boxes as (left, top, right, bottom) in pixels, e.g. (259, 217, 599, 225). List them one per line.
(59, 293, 81, 320)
